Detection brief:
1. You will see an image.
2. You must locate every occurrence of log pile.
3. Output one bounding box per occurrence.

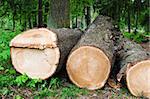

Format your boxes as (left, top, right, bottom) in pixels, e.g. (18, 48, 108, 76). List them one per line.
(10, 15, 150, 98)
(117, 38, 150, 98)
(66, 16, 116, 90)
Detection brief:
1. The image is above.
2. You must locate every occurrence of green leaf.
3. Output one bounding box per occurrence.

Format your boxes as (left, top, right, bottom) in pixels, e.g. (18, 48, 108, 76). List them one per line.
(15, 74, 29, 86)
(0, 65, 4, 71)
(27, 79, 42, 88)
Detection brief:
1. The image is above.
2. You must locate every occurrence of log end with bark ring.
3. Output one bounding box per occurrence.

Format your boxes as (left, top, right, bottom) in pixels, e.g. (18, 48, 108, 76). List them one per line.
(126, 60, 150, 98)
(10, 28, 58, 49)
(67, 46, 111, 90)
(10, 28, 60, 79)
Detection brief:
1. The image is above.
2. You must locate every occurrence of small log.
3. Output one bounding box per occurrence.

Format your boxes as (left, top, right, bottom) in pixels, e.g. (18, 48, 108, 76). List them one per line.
(66, 16, 116, 90)
(117, 38, 150, 98)
(10, 28, 82, 79)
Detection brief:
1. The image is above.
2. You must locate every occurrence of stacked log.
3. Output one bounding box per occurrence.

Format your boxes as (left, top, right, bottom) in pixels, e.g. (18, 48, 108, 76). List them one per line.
(10, 15, 150, 98)
(66, 16, 116, 90)
(117, 38, 150, 98)
(10, 28, 82, 79)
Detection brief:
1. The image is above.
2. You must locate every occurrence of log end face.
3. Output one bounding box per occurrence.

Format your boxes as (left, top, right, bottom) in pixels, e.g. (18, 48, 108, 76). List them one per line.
(11, 47, 60, 79)
(67, 46, 111, 90)
(10, 28, 58, 49)
(126, 60, 150, 98)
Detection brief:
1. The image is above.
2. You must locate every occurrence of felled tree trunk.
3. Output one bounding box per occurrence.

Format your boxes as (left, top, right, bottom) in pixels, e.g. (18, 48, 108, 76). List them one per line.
(117, 38, 150, 98)
(50, 28, 83, 72)
(10, 28, 82, 79)
(66, 16, 116, 90)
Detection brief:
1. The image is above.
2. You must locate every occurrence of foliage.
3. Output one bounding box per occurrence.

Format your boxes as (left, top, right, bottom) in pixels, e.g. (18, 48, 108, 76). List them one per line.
(60, 85, 88, 98)
(70, 0, 94, 18)
(123, 31, 150, 43)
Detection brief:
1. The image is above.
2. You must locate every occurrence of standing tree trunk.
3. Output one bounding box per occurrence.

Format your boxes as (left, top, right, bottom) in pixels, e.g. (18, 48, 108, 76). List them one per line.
(48, 0, 70, 28)
(28, 17, 32, 29)
(38, 0, 43, 28)
(24, 14, 27, 30)
(75, 16, 77, 28)
(127, 8, 131, 33)
(44, 2, 49, 25)
(85, 6, 91, 27)
(134, 0, 141, 34)
(134, 12, 138, 34)
(67, 16, 116, 90)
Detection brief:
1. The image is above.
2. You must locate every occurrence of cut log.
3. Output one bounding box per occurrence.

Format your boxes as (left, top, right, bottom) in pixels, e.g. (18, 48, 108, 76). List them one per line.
(116, 38, 150, 98)
(10, 28, 82, 79)
(50, 28, 83, 72)
(66, 16, 116, 90)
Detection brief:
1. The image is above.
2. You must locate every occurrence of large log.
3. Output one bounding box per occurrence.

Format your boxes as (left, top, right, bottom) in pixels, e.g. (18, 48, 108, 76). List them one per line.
(116, 38, 150, 98)
(66, 16, 116, 90)
(10, 28, 82, 79)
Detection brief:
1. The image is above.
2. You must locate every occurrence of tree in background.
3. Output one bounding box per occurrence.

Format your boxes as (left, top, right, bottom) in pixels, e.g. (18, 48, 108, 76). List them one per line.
(38, 0, 43, 28)
(0, 0, 149, 32)
(48, 0, 70, 28)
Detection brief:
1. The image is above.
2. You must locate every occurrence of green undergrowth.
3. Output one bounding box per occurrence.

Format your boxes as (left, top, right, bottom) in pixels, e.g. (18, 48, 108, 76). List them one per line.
(123, 32, 150, 43)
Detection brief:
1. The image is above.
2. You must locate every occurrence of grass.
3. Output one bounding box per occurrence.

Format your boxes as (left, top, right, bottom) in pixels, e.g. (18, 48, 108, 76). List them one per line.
(0, 29, 148, 99)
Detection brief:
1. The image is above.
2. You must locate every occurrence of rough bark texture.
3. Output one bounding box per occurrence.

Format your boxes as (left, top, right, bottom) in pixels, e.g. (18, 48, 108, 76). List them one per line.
(116, 37, 150, 98)
(116, 38, 149, 81)
(48, 0, 70, 28)
(38, 0, 43, 28)
(50, 28, 83, 72)
(10, 28, 83, 79)
(67, 15, 116, 90)
(71, 15, 116, 65)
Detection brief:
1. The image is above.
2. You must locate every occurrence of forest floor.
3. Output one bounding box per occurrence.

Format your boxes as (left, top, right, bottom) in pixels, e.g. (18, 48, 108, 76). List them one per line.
(0, 30, 149, 99)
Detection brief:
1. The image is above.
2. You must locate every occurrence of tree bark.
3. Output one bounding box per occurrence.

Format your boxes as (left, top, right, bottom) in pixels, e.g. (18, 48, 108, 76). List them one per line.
(116, 36, 150, 98)
(48, 0, 70, 28)
(50, 28, 83, 72)
(67, 15, 116, 90)
(28, 17, 32, 29)
(33, 14, 37, 27)
(127, 8, 131, 33)
(38, 0, 43, 28)
(85, 6, 91, 27)
(22, 13, 27, 31)
(44, 1, 49, 25)
(10, 28, 82, 79)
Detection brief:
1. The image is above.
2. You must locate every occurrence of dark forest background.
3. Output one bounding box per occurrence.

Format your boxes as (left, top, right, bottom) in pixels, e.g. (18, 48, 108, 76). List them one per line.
(0, 0, 149, 32)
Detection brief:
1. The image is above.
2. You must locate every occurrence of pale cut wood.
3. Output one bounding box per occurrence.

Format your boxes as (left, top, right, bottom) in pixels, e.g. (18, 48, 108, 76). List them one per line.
(67, 16, 116, 90)
(10, 28, 60, 79)
(11, 47, 60, 79)
(10, 28, 83, 79)
(10, 28, 57, 49)
(126, 60, 150, 98)
(67, 46, 111, 90)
